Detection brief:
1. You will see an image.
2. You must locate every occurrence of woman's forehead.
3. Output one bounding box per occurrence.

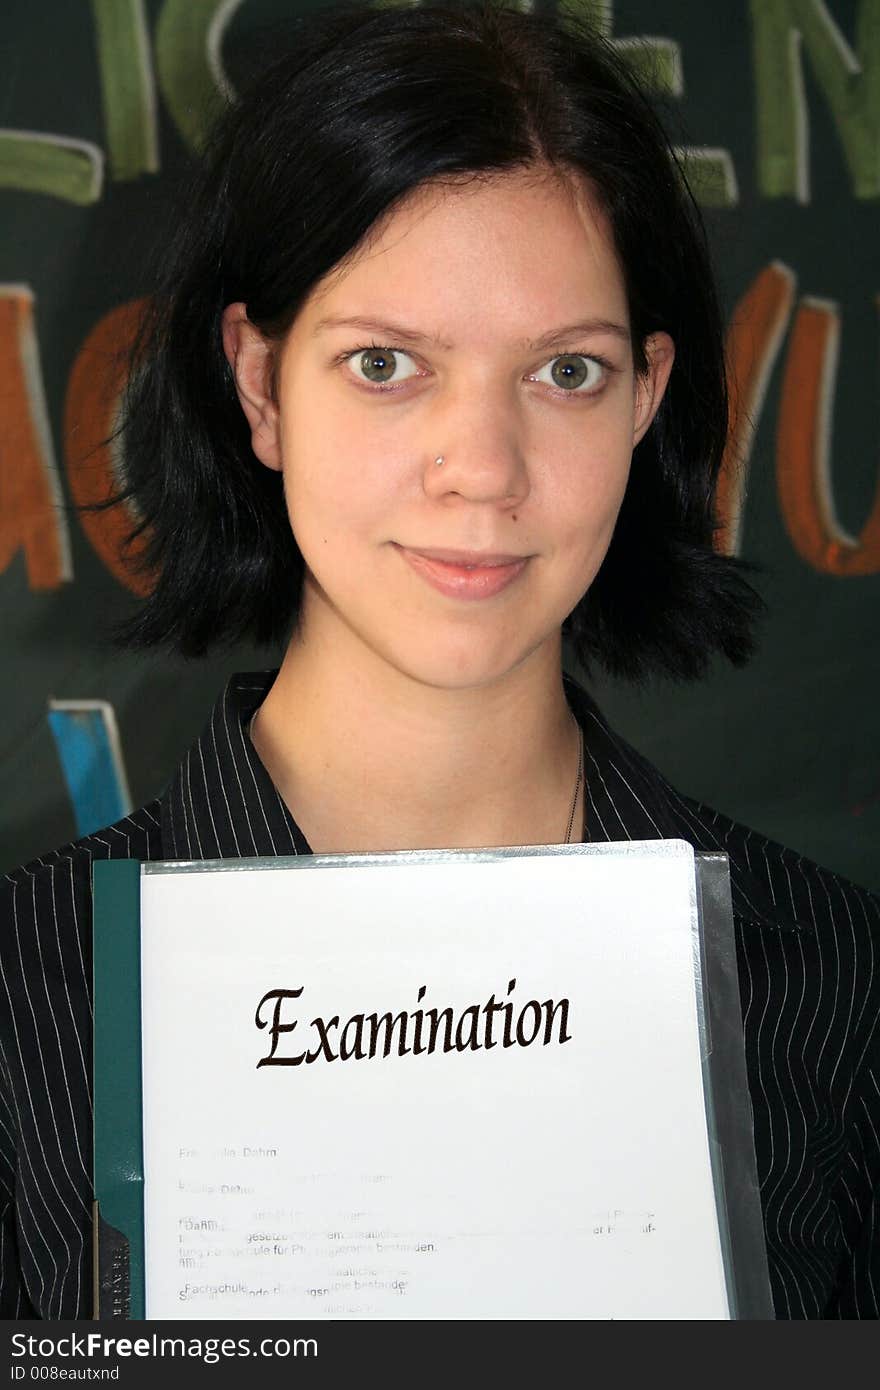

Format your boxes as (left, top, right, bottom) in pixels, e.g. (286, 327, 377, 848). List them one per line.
(296, 167, 631, 348)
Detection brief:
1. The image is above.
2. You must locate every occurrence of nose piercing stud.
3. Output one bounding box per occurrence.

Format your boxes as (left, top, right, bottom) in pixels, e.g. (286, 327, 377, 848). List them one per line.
(434, 455, 445, 467)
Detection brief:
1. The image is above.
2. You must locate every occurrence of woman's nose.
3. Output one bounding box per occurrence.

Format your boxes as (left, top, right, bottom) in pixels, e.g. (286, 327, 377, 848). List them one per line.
(421, 393, 530, 509)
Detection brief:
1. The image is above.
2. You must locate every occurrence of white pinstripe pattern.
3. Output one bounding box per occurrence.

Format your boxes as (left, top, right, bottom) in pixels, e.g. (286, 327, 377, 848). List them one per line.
(0, 672, 877, 1318)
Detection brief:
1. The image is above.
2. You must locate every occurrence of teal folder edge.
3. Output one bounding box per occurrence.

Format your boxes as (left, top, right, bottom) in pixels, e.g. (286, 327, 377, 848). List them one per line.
(92, 858, 144, 1319)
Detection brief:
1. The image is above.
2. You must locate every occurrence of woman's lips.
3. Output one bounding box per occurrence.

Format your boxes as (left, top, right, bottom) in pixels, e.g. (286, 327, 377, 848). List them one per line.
(395, 545, 529, 599)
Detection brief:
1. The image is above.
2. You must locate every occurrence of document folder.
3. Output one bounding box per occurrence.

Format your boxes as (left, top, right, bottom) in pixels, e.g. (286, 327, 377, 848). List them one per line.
(93, 843, 773, 1320)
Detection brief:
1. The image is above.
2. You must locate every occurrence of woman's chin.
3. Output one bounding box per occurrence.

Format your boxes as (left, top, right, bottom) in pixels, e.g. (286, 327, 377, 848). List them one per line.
(368, 632, 558, 696)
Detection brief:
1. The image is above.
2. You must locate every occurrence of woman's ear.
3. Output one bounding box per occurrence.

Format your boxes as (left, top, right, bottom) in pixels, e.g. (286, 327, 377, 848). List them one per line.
(632, 332, 675, 447)
(221, 302, 282, 472)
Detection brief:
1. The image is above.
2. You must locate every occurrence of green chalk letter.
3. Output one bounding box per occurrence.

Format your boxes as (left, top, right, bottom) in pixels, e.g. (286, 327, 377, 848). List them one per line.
(0, 132, 103, 205)
(751, 0, 880, 200)
(565, 0, 737, 207)
(156, 0, 243, 153)
(90, 0, 159, 179)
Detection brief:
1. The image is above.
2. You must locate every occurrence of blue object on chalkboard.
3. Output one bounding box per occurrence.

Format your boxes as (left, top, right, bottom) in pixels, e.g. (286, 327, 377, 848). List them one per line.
(48, 699, 132, 836)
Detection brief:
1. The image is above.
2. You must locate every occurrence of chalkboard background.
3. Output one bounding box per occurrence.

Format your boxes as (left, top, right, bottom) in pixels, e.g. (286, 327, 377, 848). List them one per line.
(2, 0, 878, 890)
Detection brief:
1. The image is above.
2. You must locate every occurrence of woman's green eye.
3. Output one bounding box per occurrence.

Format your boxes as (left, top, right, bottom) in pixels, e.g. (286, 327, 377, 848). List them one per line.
(531, 355, 605, 392)
(352, 348, 418, 385)
(359, 348, 397, 382)
(552, 356, 588, 389)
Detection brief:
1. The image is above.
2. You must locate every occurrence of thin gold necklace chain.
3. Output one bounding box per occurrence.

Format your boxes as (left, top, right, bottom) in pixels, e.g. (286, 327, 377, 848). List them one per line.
(564, 721, 585, 845)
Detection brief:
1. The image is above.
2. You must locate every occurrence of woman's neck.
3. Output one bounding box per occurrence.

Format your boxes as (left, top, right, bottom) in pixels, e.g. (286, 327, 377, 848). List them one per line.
(251, 618, 582, 854)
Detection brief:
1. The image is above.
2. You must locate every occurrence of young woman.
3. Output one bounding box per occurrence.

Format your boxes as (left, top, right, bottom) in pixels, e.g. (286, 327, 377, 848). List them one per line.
(2, 3, 877, 1320)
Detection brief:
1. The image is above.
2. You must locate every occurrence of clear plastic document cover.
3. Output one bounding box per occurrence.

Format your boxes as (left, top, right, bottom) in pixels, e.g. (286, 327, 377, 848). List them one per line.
(92, 840, 772, 1319)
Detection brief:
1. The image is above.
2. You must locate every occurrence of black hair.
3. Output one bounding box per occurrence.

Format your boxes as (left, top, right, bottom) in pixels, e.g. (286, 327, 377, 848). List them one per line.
(118, 0, 761, 680)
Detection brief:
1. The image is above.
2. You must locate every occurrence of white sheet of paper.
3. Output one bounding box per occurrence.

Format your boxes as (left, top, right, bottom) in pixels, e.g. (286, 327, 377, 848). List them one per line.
(139, 841, 731, 1319)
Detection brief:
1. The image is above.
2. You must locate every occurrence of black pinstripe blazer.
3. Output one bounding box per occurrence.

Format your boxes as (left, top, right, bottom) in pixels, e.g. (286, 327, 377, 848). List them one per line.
(2, 672, 878, 1319)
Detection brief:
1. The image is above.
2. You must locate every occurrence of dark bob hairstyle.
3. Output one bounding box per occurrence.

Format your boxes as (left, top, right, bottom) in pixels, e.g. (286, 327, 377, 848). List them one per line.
(119, 0, 760, 681)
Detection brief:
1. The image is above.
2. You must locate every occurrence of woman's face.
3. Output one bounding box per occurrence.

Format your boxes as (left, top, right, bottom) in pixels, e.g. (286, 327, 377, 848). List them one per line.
(226, 168, 673, 693)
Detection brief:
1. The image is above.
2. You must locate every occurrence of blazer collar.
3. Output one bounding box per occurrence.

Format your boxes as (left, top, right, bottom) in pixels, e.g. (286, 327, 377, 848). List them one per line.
(160, 671, 308, 861)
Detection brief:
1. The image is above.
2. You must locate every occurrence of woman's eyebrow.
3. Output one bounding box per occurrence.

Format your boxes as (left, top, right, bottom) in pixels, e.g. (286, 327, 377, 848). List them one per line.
(311, 315, 630, 350)
(527, 320, 631, 351)
(312, 315, 453, 349)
